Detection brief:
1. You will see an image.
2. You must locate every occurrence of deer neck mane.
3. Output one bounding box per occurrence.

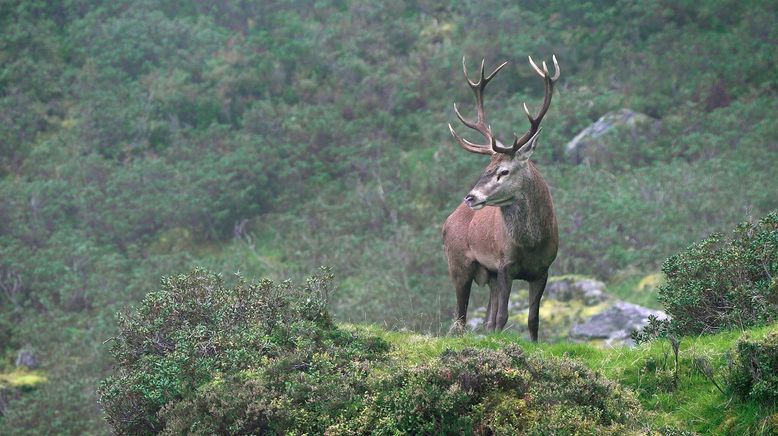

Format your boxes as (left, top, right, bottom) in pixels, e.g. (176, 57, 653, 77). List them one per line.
(500, 163, 552, 247)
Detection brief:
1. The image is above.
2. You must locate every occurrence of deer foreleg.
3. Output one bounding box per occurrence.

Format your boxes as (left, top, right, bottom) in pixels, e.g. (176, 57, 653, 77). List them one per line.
(495, 269, 513, 331)
(527, 273, 548, 342)
(486, 274, 499, 331)
(452, 272, 473, 329)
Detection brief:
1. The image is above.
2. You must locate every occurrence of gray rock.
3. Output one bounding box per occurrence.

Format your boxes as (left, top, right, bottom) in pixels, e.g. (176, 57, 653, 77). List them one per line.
(15, 345, 38, 369)
(570, 301, 668, 346)
(565, 108, 659, 165)
(467, 276, 608, 331)
(545, 277, 608, 305)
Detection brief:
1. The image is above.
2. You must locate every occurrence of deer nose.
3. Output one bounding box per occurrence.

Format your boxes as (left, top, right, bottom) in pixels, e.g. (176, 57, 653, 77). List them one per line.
(464, 194, 475, 205)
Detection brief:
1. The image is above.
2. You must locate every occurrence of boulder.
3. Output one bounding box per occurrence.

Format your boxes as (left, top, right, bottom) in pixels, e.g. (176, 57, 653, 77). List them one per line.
(570, 301, 668, 346)
(15, 346, 38, 369)
(545, 276, 608, 305)
(466, 276, 611, 339)
(565, 108, 659, 165)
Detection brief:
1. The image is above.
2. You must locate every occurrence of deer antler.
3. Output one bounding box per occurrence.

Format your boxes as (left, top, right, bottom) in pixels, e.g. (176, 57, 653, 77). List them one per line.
(448, 57, 508, 155)
(496, 54, 560, 155)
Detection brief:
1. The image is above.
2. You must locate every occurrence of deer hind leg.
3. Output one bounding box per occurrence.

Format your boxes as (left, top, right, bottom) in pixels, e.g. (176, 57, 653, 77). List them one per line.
(449, 261, 476, 329)
(527, 273, 548, 342)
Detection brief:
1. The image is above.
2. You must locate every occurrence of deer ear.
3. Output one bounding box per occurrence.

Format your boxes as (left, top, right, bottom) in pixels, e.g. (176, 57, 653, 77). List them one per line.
(515, 127, 542, 161)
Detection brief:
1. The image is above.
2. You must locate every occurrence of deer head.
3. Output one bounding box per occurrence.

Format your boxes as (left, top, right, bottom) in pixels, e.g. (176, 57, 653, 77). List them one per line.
(448, 56, 560, 210)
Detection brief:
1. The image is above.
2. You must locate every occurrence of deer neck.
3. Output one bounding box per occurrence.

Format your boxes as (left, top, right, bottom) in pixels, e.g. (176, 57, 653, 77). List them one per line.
(500, 167, 553, 247)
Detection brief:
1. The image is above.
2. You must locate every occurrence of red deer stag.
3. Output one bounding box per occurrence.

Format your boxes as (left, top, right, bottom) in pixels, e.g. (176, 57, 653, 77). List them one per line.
(443, 55, 559, 341)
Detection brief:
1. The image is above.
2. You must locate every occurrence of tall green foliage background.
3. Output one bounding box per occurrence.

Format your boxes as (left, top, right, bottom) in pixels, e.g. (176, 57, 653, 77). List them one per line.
(0, 0, 776, 432)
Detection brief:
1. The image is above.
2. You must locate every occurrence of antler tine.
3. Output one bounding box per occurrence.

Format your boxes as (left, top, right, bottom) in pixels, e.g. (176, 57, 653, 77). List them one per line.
(452, 103, 476, 131)
(528, 56, 544, 78)
(461, 57, 508, 88)
(461, 56, 476, 87)
(449, 123, 494, 155)
(449, 57, 509, 155)
(550, 54, 560, 81)
(510, 54, 560, 153)
(527, 55, 560, 82)
(486, 60, 508, 82)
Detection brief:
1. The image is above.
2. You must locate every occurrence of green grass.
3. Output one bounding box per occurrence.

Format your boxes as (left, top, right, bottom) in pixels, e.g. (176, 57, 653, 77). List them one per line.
(345, 323, 778, 435)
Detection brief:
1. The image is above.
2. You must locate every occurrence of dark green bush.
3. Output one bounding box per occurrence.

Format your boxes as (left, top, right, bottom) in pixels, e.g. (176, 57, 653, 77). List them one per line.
(332, 346, 644, 435)
(730, 332, 778, 406)
(159, 345, 383, 435)
(657, 212, 778, 335)
(163, 345, 646, 435)
(100, 268, 649, 435)
(98, 267, 390, 435)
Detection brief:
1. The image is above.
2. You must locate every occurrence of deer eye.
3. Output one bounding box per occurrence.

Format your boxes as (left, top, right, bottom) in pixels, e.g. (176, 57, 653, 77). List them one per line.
(497, 169, 510, 179)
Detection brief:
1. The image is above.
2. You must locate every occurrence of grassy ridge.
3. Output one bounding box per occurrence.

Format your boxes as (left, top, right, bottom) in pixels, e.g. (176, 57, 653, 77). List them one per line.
(348, 323, 778, 435)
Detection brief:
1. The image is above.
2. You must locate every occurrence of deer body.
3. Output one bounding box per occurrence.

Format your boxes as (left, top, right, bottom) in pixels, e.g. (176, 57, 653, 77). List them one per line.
(443, 56, 560, 340)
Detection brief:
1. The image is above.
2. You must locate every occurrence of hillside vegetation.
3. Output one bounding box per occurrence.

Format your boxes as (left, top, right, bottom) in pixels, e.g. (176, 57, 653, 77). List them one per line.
(91, 267, 775, 435)
(92, 214, 777, 434)
(95, 267, 778, 434)
(96, 269, 645, 435)
(0, 0, 776, 433)
(365, 325, 778, 435)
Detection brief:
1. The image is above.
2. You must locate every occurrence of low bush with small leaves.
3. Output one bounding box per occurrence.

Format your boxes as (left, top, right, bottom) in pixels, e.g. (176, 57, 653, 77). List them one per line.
(100, 268, 654, 435)
(98, 267, 390, 435)
(656, 212, 778, 336)
(171, 345, 648, 435)
(331, 346, 646, 435)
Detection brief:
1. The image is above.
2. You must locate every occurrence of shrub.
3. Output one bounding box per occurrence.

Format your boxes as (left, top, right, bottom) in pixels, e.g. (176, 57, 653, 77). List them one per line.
(98, 267, 389, 435)
(100, 268, 651, 435)
(729, 332, 778, 406)
(656, 212, 778, 335)
(157, 333, 649, 435)
(331, 346, 645, 435)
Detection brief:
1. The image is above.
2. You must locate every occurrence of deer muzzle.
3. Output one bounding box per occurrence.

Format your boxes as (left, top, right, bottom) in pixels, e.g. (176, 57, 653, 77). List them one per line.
(464, 193, 486, 210)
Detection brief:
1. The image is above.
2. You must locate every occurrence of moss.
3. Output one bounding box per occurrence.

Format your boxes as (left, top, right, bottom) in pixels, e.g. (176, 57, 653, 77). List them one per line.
(547, 274, 597, 283)
(637, 273, 665, 292)
(504, 298, 610, 342)
(469, 280, 611, 342)
(0, 370, 47, 389)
